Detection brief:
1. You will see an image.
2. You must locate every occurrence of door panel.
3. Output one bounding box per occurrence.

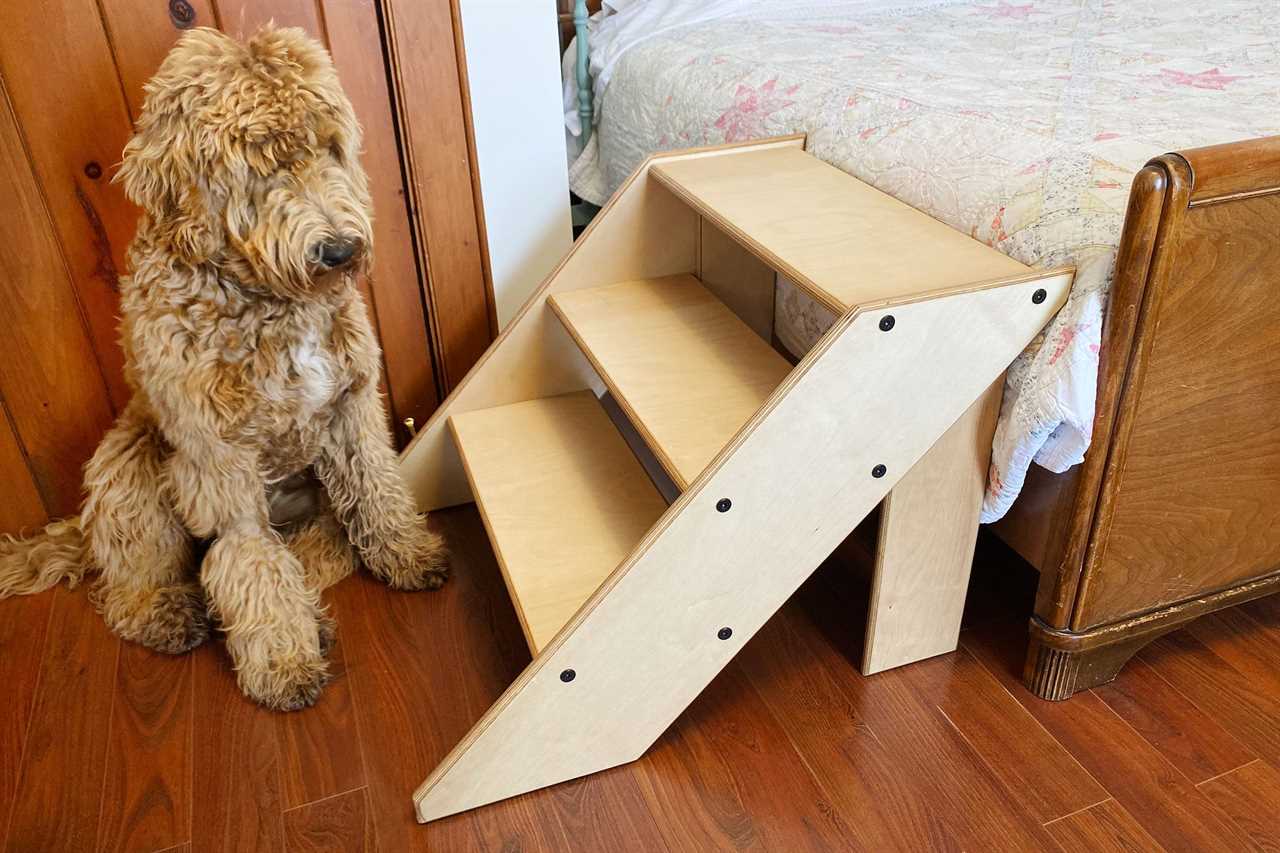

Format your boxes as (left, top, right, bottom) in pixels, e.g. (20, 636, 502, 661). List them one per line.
(0, 0, 496, 534)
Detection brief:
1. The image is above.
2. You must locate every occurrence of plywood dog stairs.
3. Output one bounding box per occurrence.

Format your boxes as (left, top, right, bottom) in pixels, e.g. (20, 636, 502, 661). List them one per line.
(398, 135, 1072, 822)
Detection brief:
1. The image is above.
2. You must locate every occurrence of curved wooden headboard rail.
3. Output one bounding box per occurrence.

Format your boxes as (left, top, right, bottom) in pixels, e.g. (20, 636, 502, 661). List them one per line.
(1181, 133, 1280, 205)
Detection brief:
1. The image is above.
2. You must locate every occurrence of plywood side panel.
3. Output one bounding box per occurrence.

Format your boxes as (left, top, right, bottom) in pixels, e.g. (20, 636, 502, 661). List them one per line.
(863, 382, 1001, 674)
(0, 80, 116, 517)
(414, 268, 1071, 821)
(0, 0, 139, 411)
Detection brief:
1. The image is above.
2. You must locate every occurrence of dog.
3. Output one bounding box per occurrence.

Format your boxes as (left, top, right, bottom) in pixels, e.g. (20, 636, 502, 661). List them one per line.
(0, 25, 448, 710)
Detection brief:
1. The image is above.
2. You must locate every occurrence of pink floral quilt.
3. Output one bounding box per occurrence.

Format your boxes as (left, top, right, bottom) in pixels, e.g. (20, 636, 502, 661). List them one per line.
(567, 0, 1280, 520)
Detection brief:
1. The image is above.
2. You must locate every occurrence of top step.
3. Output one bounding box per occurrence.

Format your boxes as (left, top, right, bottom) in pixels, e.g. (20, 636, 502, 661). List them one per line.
(650, 144, 1027, 314)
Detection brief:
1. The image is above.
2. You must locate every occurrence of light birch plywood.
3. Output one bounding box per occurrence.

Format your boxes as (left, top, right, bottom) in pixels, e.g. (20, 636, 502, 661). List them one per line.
(699, 217, 777, 341)
(399, 136, 806, 511)
(862, 381, 1003, 675)
(651, 146, 1029, 315)
(548, 274, 792, 489)
(414, 267, 1073, 822)
(450, 392, 668, 654)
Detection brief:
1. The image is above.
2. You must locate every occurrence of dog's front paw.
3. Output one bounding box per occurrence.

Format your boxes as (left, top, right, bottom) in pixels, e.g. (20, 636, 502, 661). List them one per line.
(365, 525, 450, 592)
(95, 581, 210, 655)
(239, 653, 332, 712)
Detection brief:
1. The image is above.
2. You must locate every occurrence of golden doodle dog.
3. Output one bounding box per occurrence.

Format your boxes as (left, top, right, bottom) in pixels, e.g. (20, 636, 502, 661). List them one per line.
(0, 26, 447, 710)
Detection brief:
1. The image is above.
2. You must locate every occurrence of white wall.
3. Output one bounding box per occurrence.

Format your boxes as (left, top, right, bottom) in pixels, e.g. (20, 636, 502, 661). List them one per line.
(458, 0, 574, 329)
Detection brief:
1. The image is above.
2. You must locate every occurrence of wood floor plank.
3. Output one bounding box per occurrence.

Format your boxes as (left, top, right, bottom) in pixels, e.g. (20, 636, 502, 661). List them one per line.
(336, 509, 532, 853)
(0, 590, 53, 849)
(1094, 654, 1255, 784)
(1142, 627, 1280, 765)
(908, 647, 1109, 823)
(275, 635, 365, 809)
(738, 605, 952, 850)
(95, 644, 192, 853)
(964, 620, 1255, 853)
(282, 787, 375, 853)
(4, 587, 118, 853)
(508, 770, 670, 853)
(1186, 610, 1280, 710)
(1198, 759, 1280, 853)
(1239, 592, 1280, 630)
(635, 663, 860, 852)
(791, 577, 1062, 852)
(341, 507, 672, 853)
(7, 509, 1280, 851)
(190, 640, 285, 853)
(1044, 799, 1165, 853)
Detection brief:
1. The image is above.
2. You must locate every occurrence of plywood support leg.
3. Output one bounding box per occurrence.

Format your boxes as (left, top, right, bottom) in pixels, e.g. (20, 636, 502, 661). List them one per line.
(862, 381, 1002, 675)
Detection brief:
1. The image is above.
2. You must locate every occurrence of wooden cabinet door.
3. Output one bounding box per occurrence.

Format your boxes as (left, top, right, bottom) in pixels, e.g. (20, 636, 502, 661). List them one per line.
(0, 0, 493, 534)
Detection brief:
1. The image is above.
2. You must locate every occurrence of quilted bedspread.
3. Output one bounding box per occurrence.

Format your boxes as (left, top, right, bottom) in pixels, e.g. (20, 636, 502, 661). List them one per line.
(565, 0, 1280, 521)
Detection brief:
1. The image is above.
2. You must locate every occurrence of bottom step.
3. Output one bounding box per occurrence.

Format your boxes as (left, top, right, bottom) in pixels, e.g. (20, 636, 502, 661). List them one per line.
(449, 391, 668, 653)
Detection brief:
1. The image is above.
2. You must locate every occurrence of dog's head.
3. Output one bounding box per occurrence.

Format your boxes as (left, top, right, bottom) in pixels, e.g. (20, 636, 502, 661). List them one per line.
(118, 26, 372, 298)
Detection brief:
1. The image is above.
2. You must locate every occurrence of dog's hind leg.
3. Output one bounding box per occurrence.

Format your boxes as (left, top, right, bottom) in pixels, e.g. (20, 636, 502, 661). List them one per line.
(285, 509, 359, 594)
(316, 384, 449, 592)
(83, 401, 208, 654)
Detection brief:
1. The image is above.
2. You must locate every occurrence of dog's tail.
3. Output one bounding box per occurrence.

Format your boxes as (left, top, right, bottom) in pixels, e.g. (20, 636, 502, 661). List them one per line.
(0, 517, 90, 599)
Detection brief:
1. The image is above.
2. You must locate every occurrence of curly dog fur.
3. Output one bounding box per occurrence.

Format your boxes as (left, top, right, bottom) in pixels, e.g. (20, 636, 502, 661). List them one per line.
(0, 26, 447, 710)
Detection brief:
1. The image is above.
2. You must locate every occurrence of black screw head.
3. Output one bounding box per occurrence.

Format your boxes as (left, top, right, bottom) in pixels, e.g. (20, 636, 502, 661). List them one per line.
(716, 498, 732, 513)
(559, 668, 576, 683)
(83, 161, 103, 180)
(1032, 288, 1047, 305)
(717, 627, 733, 641)
(879, 315, 896, 332)
(871, 464, 887, 478)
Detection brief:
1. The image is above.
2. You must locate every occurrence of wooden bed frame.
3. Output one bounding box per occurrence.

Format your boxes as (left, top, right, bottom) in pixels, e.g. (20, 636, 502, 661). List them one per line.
(994, 135, 1280, 699)
(559, 5, 1280, 700)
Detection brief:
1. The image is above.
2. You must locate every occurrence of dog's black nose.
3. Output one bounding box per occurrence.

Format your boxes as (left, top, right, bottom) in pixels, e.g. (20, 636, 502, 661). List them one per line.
(318, 238, 360, 269)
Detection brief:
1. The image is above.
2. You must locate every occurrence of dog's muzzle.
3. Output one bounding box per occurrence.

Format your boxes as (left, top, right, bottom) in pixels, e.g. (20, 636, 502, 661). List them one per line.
(317, 237, 363, 270)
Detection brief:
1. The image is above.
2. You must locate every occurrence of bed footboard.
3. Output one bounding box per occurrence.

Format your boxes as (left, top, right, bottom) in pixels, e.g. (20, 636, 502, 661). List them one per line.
(1006, 135, 1280, 698)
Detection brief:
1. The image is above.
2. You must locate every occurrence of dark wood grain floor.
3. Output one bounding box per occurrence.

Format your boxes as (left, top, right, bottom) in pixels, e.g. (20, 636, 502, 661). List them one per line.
(2, 506, 1280, 852)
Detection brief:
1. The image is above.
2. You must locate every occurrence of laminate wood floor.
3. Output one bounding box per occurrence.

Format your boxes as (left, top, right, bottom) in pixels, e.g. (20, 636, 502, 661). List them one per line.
(2, 506, 1278, 851)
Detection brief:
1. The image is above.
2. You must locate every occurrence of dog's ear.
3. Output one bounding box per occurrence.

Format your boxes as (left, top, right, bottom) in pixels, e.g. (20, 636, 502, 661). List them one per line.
(117, 129, 216, 264)
(114, 29, 223, 264)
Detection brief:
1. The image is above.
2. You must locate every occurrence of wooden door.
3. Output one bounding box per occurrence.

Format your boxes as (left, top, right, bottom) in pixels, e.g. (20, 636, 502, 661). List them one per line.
(0, 0, 493, 534)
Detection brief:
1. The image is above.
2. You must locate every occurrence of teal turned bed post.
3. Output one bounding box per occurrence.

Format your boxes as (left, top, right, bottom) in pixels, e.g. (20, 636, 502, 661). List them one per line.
(574, 0, 592, 144)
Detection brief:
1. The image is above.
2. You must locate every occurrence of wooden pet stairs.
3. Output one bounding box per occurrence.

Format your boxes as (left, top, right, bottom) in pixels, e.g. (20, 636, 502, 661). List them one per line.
(399, 135, 1072, 822)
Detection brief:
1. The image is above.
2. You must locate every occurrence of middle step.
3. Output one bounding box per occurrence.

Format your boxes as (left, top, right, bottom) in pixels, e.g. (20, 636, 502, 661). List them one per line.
(549, 274, 793, 489)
